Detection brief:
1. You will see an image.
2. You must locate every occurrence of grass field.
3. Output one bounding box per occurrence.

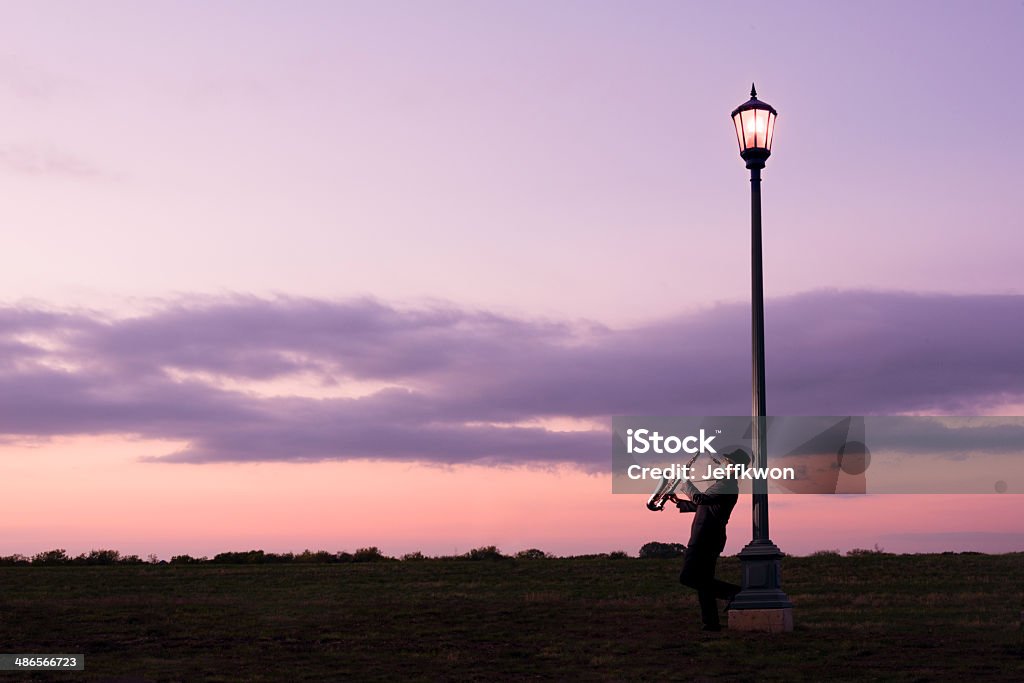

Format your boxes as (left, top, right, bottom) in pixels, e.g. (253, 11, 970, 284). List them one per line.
(1, 553, 1021, 681)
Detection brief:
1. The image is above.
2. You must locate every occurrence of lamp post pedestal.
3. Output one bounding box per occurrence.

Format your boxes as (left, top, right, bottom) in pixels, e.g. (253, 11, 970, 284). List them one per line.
(729, 540, 790, 614)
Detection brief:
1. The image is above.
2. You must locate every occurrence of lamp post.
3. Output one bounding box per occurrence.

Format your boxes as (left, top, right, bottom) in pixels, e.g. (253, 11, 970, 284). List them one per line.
(727, 84, 794, 631)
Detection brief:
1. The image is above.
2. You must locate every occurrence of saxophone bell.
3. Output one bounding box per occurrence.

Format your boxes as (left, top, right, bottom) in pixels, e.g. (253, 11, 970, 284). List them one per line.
(646, 476, 682, 511)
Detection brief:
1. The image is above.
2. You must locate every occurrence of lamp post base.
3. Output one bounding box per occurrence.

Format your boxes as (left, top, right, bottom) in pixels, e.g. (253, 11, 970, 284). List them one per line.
(730, 538, 793, 613)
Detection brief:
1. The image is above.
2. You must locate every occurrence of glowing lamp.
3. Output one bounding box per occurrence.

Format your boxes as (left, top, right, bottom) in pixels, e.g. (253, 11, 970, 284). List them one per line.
(731, 83, 777, 168)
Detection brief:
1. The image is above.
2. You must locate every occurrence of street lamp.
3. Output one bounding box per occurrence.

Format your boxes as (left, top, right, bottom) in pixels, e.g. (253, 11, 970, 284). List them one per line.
(731, 84, 777, 166)
(727, 84, 794, 631)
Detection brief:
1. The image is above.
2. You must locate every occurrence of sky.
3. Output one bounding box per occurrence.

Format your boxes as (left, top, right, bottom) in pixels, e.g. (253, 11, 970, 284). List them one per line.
(0, 1, 1022, 559)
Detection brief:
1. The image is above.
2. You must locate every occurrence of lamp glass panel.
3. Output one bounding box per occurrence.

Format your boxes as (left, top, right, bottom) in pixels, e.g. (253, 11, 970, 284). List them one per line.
(740, 109, 759, 150)
(755, 109, 769, 147)
(765, 111, 776, 151)
(733, 114, 745, 151)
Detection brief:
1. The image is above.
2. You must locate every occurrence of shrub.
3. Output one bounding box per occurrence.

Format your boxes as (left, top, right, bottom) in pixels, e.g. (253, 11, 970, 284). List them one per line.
(846, 544, 888, 557)
(74, 549, 122, 565)
(608, 550, 630, 559)
(353, 547, 388, 562)
(263, 552, 295, 564)
(515, 549, 549, 560)
(464, 546, 506, 561)
(169, 554, 206, 564)
(0, 554, 30, 566)
(401, 551, 426, 561)
(32, 549, 70, 565)
(638, 542, 686, 559)
(212, 550, 266, 564)
(295, 550, 336, 564)
(809, 549, 841, 557)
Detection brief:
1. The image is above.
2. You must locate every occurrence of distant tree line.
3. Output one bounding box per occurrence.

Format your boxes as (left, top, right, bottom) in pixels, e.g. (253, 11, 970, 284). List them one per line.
(0, 543, 929, 566)
(0, 545, 639, 565)
(0, 549, 147, 566)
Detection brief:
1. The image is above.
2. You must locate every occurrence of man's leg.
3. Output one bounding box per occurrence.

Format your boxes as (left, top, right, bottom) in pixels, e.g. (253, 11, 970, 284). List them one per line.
(680, 547, 721, 628)
(696, 585, 720, 629)
(697, 553, 723, 628)
(709, 534, 740, 604)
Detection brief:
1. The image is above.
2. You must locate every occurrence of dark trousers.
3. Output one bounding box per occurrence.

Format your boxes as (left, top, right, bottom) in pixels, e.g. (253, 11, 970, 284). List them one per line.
(679, 546, 741, 627)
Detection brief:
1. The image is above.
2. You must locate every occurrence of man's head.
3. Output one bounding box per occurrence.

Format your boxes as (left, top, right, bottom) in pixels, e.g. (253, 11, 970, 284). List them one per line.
(722, 448, 751, 466)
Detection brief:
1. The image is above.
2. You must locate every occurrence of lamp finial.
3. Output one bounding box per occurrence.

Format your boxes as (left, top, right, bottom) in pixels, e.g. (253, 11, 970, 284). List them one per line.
(750, 83, 757, 98)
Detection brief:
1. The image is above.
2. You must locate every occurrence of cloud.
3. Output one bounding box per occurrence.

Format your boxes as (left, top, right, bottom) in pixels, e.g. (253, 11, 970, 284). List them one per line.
(0, 290, 1021, 465)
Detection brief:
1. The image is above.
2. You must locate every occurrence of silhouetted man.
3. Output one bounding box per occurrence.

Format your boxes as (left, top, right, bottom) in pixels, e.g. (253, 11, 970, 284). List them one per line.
(667, 448, 749, 631)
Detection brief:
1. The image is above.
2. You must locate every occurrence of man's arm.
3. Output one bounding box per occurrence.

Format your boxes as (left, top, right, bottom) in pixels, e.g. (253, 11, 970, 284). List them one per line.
(666, 493, 697, 513)
(680, 454, 737, 505)
(682, 476, 736, 506)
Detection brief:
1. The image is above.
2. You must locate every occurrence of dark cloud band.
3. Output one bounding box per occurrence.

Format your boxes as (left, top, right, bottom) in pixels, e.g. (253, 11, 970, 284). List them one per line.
(0, 290, 1020, 465)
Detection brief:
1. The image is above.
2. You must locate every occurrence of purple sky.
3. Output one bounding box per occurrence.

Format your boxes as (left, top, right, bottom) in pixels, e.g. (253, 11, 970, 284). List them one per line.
(0, 2, 1021, 322)
(0, 2, 1021, 557)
